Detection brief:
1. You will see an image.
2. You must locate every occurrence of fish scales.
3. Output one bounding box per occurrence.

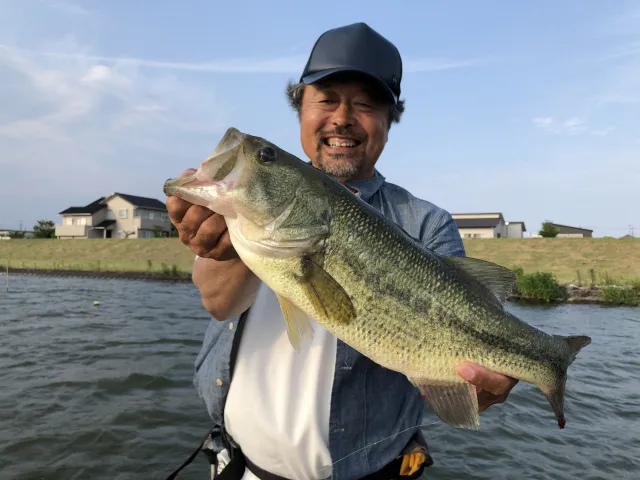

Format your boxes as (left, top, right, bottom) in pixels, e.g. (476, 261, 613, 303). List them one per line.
(319, 189, 559, 384)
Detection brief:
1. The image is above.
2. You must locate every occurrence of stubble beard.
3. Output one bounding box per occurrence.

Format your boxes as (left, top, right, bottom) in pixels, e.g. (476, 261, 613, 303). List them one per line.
(314, 132, 367, 181)
(315, 149, 363, 180)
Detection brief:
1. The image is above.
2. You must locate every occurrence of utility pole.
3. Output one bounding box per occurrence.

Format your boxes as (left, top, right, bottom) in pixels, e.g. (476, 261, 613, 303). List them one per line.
(630, 225, 635, 237)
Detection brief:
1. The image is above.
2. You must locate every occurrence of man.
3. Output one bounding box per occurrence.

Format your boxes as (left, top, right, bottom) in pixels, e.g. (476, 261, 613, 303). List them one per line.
(166, 22, 517, 480)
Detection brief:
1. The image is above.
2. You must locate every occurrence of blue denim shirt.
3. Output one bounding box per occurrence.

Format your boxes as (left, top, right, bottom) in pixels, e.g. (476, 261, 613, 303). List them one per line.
(193, 169, 466, 480)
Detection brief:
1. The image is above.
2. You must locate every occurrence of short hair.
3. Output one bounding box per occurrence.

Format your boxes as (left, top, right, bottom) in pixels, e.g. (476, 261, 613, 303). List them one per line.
(285, 78, 405, 129)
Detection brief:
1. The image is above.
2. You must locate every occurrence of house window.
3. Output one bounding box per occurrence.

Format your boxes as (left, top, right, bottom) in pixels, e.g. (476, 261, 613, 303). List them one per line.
(148, 212, 155, 220)
(106, 210, 115, 220)
(118, 209, 128, 219)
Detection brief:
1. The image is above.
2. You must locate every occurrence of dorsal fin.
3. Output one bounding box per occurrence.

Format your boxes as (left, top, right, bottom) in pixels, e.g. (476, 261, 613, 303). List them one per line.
(444, 256, 517, 305)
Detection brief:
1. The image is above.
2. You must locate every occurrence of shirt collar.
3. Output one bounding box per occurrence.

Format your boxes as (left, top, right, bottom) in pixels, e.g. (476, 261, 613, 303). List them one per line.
(345, 168, 386, 202)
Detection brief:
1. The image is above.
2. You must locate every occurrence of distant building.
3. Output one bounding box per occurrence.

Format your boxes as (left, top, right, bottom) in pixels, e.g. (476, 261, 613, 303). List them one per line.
(55, 193, 172, 239)
(549, 223, 593, 238)
(452, 213, 526, 238)
(505, 221, 526, 238)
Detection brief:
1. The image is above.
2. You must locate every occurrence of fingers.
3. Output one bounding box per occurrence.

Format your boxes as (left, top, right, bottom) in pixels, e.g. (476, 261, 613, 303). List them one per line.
(165, 168, 198, 224)
(164, 167, 238, 261)
(457, 362, 519, 411)
(208, 228, 238, 261)
(457, 363, 518, 395)
(166, 195, 192, 225)
(186, 213, 226, 257)
(179, 205, 215, 243)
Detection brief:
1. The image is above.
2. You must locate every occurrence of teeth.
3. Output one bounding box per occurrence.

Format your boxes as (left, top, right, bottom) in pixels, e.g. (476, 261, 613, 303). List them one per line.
(327, 139, 357, 148)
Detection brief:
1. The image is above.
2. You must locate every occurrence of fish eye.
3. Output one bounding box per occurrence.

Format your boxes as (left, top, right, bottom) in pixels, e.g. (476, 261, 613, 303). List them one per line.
(257, 147, 277, 164)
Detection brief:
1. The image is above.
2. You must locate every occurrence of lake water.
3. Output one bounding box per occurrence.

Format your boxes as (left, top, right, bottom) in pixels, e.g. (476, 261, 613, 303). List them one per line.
(0, 275, 638, 480)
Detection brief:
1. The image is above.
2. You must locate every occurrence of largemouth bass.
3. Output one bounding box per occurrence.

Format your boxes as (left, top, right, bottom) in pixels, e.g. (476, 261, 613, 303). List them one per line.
(164, 127, 591, 430)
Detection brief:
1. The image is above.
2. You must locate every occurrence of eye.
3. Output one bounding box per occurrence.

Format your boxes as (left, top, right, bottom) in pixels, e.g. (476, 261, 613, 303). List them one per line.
(258, 147, 277, 164)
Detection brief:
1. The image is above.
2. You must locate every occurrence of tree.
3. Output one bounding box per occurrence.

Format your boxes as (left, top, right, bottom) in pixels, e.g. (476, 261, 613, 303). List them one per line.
(539, 221, 559, 238)
(32, 220, 55, 238)
(8, 230, 25, 239)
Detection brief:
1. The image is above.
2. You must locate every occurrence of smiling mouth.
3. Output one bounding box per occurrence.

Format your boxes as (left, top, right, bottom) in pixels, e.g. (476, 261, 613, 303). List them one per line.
(323, 136, 362, 148)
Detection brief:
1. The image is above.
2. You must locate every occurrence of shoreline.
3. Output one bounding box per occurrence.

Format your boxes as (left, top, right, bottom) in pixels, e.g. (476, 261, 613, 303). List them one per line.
(2, 266, 637, 307)
(1, 266, 193, 284)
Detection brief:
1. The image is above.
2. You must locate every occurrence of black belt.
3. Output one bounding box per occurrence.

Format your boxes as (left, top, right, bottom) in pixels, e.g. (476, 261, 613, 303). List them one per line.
(165, 425, 427, 480)
(215, 450, 292, 480)
(217, 428, 292, 480)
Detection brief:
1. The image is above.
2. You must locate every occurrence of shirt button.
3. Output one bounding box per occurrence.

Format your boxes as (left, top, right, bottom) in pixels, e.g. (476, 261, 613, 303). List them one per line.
(216, 378, 223, 386)
(229, 322, 234, 330)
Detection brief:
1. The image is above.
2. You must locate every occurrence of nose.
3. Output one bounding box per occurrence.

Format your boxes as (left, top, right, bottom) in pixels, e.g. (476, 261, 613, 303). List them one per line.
(330, 101, 355, 127)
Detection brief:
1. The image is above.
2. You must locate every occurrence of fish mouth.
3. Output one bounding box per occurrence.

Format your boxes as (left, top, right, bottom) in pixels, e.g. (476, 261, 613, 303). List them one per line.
(163, 128, 246, 217)
(163, 127, 246, 196)
(163, 172, 208, 193)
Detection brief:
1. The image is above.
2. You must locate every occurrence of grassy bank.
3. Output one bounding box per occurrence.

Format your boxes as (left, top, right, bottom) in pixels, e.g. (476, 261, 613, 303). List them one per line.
(0, 238, 196, 277)
(464, 237, 639, 285)
(1, 237, 638, 304)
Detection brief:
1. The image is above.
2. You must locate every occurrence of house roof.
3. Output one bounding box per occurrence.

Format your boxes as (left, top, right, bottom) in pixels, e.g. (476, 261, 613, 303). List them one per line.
(452, 212, 503, 217)
(550, 223, 593, 233)
(58, 197, 106, 215)
(455, 218, 501, 229)
(105, 192, 167, 211)
(506, 221, 527, 231)
(59, 192, 167, 215)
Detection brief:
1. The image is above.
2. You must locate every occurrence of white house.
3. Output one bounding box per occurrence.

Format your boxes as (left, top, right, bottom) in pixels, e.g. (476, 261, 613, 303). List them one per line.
(55, 192, 173, 239)
(452, 213, 526, 238)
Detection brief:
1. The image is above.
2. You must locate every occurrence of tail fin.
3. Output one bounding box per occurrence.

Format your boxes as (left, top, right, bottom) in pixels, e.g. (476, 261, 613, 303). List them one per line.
(565, 335, 592, 365)
(543, 335, 592, 429)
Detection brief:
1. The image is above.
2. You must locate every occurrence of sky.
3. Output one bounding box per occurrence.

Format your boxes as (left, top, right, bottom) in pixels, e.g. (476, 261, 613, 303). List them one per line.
(0, 0, 638, 238)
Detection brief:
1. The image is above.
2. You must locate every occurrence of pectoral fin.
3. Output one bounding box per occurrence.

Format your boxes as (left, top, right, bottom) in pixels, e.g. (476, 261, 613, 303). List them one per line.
(409, 377, 480, 430)
(296, 256, 356, 326)
(276, 293, 314, 350)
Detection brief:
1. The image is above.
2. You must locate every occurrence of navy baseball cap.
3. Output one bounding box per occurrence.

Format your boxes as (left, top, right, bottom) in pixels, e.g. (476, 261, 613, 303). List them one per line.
(300, 22, 402, 105)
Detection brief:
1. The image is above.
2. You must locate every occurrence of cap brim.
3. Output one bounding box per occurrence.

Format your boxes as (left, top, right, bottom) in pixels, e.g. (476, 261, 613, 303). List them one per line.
(301, 67, 398, 104)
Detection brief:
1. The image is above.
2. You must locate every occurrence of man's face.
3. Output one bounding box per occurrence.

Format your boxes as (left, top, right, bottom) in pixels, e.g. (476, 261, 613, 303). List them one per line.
(299, 77, 391, 183)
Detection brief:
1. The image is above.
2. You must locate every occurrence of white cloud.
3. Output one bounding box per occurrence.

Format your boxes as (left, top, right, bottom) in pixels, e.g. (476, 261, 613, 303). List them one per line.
(404, 56, 498, 73)
(531, 116, 611, 136)
(0, 43, 233, 146)
(0, 40, 238, 232)
(591, 125, 616, 136)
(532, 116, 553, 128)
(44, 0, 91, 16)
(8, 45, 494, 75)
(598, 41, 640, 61)
(407, 150, 639, 238)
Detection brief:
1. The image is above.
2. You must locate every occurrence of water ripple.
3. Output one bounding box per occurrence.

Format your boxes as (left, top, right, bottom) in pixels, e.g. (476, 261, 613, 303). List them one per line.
(1, 276, 639, 479)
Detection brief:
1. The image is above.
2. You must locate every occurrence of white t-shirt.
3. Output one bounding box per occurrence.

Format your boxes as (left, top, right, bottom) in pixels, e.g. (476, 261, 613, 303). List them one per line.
(223, 282, 337, 480)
